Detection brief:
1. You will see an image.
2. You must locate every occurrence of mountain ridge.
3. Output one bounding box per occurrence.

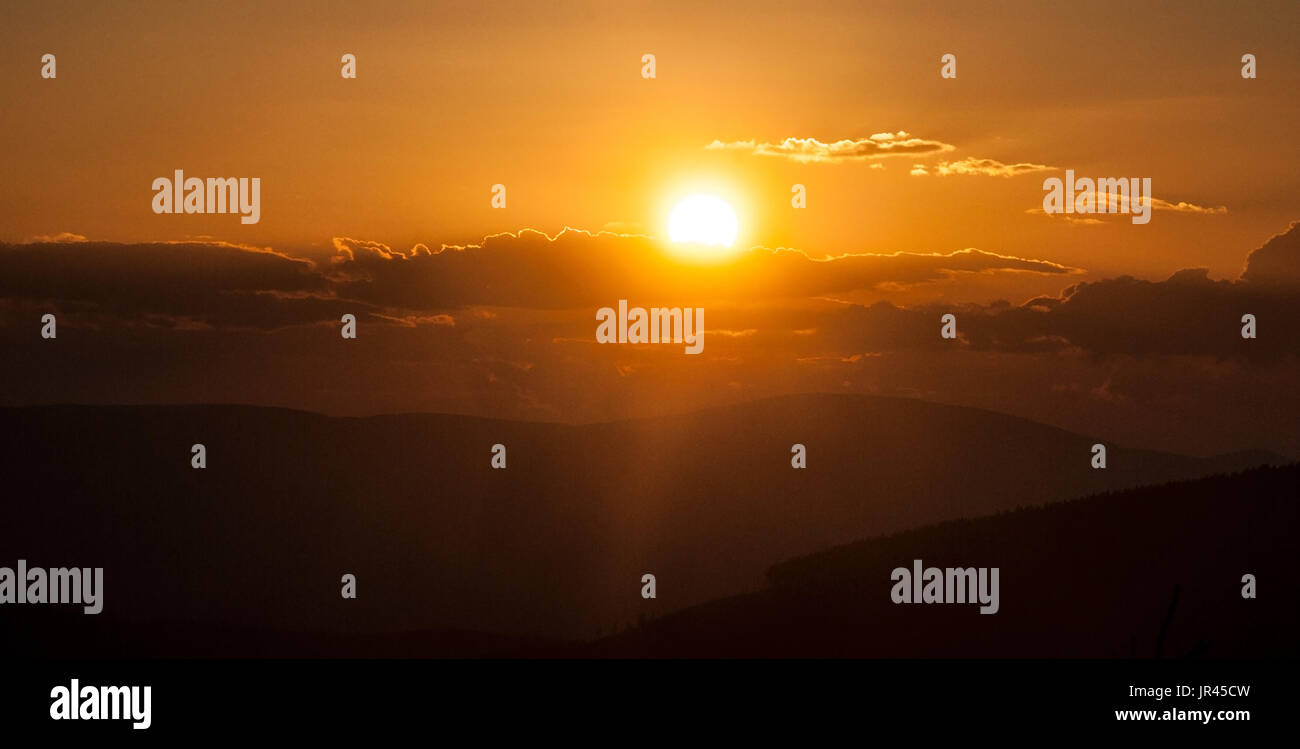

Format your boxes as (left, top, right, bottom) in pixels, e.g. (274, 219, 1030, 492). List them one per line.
(0, 395, 1283, 642)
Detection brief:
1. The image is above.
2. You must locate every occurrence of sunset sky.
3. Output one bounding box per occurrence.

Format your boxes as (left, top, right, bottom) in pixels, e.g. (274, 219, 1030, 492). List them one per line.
(1, 0, 1297, 458)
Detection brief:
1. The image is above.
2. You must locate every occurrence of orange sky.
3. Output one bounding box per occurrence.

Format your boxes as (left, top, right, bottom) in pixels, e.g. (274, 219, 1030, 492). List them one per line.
(1, 1, 1298, 459)
(3, 0, 1298, 289)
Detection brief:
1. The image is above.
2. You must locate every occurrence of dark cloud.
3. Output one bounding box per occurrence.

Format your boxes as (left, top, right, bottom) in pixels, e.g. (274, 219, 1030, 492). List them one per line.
(992, 224, 1300, 360)
(796, 224, 1300, 362)
(328, 229, 1078, 310)
(0, 239, 343, 329)
(3, 225, 1295, 364)
(14, 231, 1071, 328)
(1241, 221, 1300, 287)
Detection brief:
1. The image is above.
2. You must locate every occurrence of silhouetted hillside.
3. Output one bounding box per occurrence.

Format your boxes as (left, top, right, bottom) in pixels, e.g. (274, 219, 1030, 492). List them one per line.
(0, 395, 1283, 654)
(588, 465, 1298, 657)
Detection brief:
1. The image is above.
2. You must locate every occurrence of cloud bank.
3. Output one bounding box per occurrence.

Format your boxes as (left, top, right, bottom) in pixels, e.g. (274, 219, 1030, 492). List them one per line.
(0, 224, 1295, 456)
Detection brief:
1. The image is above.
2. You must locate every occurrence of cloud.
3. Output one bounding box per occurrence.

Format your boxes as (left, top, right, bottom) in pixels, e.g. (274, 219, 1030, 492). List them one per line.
(4, 224, 1294, 367)
(706, 132, 955, 163)
(0, 239, 340, 329)
(26, 232, 88, 243)
(1152, 199, 1228, 215)
(984, 262, 1293, 361)
(803, 224, 1299, 362)
(0, 230, 1078, 334)
(1242, 221, 1300, 286)
(1026, 194, 1228, 222)
(327, 229, 1079, 310)
(915, 157, 1057, 177)
(371, 312, 456, 327)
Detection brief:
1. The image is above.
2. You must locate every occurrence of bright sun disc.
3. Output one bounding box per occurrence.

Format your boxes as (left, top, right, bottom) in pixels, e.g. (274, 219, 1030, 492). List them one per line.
(668, 194, 739, 247)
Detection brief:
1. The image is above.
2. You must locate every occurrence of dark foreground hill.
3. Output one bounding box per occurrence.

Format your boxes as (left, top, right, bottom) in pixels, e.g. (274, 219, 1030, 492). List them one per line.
(0, 394, 1284, 652)
(585, 465, 1298, 658)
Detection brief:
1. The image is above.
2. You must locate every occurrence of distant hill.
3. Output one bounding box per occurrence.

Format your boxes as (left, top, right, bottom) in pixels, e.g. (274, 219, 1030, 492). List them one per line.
(0, 395, 1284, 652)
(586, 465, 1299, 658)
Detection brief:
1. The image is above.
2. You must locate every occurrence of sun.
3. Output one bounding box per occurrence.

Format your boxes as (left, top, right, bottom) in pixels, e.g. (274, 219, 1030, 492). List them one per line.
(668, 194, 739, 249)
